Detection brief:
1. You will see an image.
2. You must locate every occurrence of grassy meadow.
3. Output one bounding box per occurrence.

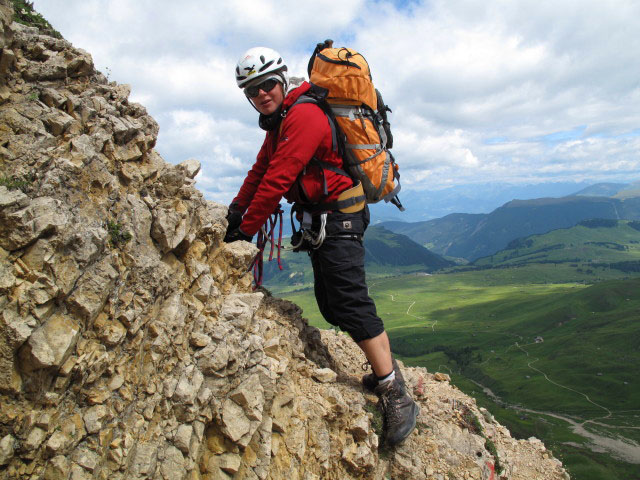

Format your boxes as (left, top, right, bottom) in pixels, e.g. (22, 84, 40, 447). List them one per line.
(278, 266, 640, 480)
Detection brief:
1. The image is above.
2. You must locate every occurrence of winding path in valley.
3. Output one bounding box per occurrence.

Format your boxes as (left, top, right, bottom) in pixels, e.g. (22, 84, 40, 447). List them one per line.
(471, 341, 640, 463)
(372, 289, 439, 332)
(468, 376, 640, 464)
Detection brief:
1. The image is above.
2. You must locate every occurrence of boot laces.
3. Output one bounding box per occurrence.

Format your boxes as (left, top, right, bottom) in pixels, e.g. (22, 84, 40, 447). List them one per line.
(380, 383, 404, 424)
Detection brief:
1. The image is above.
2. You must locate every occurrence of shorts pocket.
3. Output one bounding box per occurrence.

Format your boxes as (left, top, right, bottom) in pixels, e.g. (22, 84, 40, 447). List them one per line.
(315, 237, 364, 272)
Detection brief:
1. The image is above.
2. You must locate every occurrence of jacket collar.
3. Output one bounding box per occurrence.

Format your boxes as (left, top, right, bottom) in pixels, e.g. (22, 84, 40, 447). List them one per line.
(282, 81, 312, 109)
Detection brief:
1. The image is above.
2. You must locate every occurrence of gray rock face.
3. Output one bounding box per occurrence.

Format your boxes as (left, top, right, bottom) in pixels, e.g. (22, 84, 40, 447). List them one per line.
(0, 192, 68, 251)
(0, 435, 15, 466)
(0, 4, 569, 480)
(23, 313, 80, 369)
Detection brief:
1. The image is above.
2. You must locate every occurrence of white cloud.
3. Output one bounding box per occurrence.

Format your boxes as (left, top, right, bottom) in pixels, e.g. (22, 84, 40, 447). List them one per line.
(33, 0, 640, 206)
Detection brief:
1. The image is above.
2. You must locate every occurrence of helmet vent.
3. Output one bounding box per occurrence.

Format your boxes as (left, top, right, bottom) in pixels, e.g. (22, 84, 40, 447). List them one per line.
(260, 55, 266, 63)
(258, 60, 275, 72)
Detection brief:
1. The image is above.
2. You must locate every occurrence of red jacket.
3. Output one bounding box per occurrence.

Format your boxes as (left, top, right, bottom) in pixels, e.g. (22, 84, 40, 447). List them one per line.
(233, 82, 353, 236)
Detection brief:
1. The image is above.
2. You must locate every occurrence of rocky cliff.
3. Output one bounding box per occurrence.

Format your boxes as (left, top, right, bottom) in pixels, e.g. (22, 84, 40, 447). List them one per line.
(0, 2, 570, 479)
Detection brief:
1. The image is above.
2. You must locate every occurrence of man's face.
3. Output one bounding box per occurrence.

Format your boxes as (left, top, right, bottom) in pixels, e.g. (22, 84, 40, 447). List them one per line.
(249, 81, 284, 115)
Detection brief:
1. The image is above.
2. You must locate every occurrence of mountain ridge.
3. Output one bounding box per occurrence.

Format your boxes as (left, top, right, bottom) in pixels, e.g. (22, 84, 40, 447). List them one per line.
(382, 195, 640, 262)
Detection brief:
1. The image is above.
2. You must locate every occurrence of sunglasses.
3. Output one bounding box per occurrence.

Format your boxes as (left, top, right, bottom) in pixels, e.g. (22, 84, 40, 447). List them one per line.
(244, 79, 279, 98)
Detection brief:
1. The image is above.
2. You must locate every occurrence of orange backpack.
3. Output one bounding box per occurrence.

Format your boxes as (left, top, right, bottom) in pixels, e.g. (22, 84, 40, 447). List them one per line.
(307, 40, 403, 211)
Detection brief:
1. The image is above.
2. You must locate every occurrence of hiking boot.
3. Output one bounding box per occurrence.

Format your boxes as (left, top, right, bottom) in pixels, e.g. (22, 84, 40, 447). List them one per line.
(374, 377, 419, 447)
(362, 358, 405, 393)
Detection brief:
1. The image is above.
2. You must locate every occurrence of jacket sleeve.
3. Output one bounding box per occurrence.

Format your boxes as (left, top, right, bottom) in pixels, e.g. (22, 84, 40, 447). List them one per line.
(232, 136, 270, 213)
(240, 104, 330, 236)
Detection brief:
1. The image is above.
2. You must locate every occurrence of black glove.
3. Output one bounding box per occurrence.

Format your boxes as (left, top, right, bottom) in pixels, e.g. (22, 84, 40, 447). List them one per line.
(224, 227, 253, 243)
(225, 203, 244, 243)
(226, 203, 243, 231)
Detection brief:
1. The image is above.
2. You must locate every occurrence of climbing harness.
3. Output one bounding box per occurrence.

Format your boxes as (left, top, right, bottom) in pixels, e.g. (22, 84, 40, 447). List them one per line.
(290, 207, 328, 252)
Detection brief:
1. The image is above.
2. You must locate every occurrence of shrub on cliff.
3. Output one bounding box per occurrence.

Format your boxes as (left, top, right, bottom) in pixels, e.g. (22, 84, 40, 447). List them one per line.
(11, 0, 61, 38)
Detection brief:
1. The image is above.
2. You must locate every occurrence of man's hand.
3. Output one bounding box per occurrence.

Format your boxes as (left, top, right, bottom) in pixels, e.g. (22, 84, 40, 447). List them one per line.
(225, 203, 243, 231)
(224, 227, 253, 243)
(224, 203, 246, 243)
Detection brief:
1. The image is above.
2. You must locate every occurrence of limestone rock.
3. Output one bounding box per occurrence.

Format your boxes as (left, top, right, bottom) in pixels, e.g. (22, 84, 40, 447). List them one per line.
(178, 158, 201, 179)
(46, 429, 73, 455)
(0, 0, 12, 51)
(221, 398, 251, 444)
(23, 313, 80, 369)
(229, 373, 265, 422)
(219, 452, 241, 474)
(312, 367, 337, 383)
(434, 372, 451, 382)
(72, 446, 99, 472)
(0, 194, 68, 251)
(220, 292, 263, 331)
(83, 404, 108, 434)
(159, 445, 185, 480)
(174, 424, 193, 454)
(24, 427, 47, 451)
(151, 200, 191, 253)
(66, 256, 118, 322)
(44, 455, 71, 479)
(197, 342, 231, 374)
(173, 364, 204, 405)
(130, 443, 157, 477)
(0, 434, 15, 466)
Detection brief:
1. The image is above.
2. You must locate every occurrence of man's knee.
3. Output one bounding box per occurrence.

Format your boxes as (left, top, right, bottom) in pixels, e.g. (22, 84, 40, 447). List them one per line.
(347, 321, 385, 343)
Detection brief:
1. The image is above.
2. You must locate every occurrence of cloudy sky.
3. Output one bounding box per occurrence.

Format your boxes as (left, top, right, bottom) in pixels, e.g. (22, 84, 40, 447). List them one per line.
(34, 0, 640, 207)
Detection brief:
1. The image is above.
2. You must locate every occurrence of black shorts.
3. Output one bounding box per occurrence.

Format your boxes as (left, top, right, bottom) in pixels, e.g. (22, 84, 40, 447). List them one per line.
(309, 207, 385, 343)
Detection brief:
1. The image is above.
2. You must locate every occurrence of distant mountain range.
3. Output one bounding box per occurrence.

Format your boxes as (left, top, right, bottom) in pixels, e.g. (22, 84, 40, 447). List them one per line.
(573, 181, 640, 198)
(572, 182, 630, 197)
(381, 184, 640, 262)
(370, 179, 640, 223)
(370, 180, 598, 223)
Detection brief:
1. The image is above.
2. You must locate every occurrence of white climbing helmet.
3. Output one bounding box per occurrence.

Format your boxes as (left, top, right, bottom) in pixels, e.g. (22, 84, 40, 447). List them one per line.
(235, 47, 289, 90)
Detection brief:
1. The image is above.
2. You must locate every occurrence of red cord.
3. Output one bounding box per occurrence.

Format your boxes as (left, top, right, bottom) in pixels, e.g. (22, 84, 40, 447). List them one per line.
(276, 209, 283, 270)
(249, 205, 284, 289)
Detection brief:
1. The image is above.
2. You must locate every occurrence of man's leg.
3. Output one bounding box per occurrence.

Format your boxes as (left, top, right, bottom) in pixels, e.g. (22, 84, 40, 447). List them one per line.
(357, 331, 393, 377)
(309, 210, 418, 446)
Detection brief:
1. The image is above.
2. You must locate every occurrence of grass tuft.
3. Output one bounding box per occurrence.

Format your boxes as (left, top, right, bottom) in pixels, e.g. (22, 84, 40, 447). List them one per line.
(484, 438, 503, 474)
(461, 407, 484, 435)
(105, 220, 132, 248)
(0, 173, 34, 193)
(365, 401, 384, 438)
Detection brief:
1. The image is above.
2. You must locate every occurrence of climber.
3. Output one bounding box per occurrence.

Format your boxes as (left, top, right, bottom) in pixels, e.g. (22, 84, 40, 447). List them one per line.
(223, 47, 419, 447)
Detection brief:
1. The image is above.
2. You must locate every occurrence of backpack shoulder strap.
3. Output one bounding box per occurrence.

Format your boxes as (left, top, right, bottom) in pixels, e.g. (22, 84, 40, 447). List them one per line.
(284, 84, 344, 157)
